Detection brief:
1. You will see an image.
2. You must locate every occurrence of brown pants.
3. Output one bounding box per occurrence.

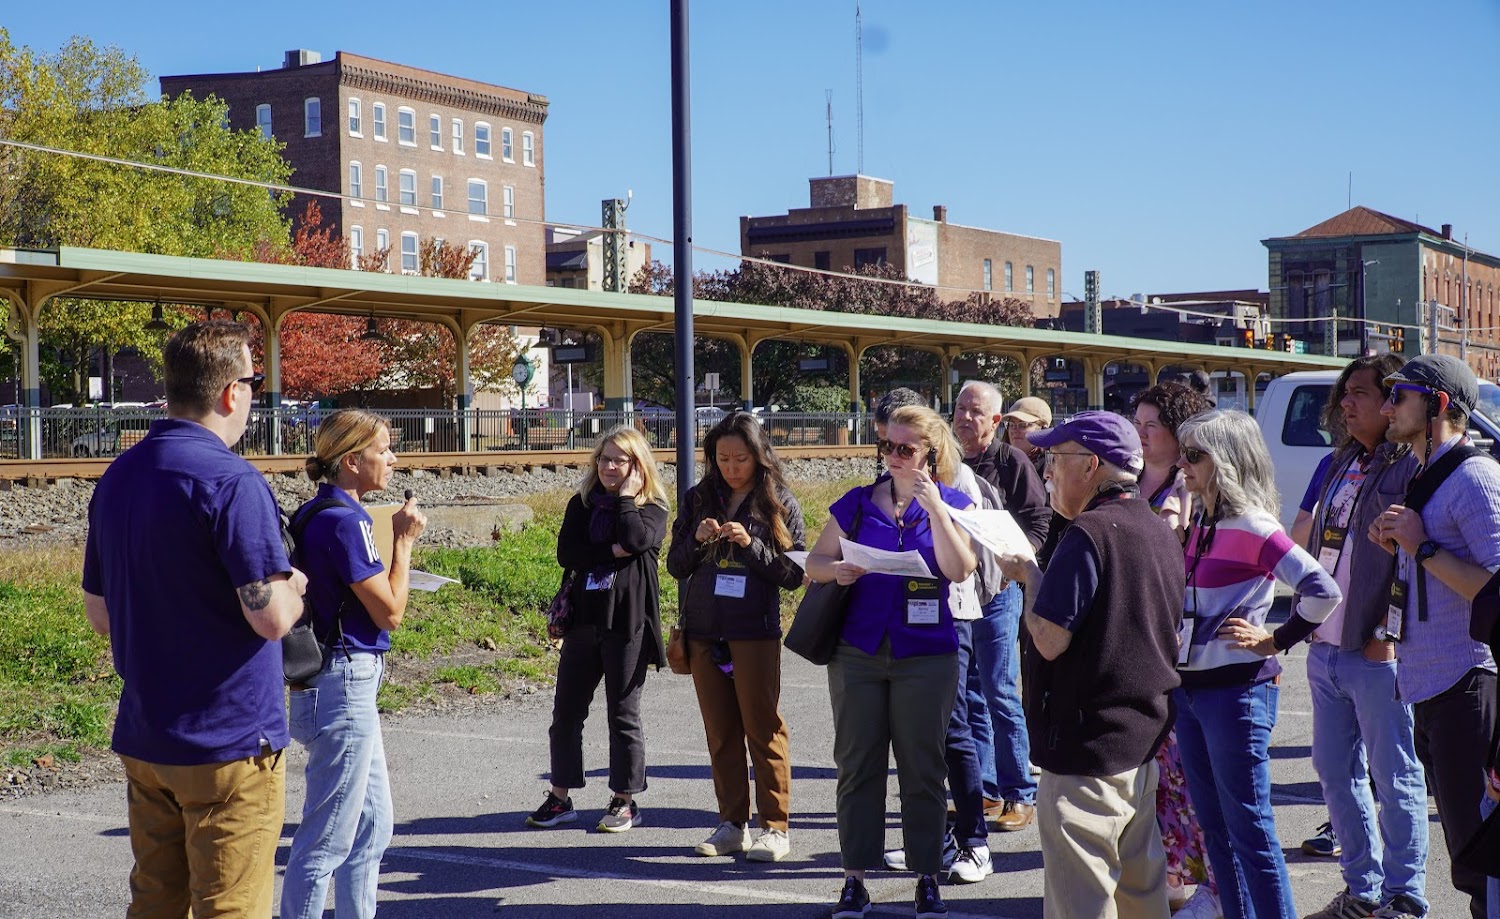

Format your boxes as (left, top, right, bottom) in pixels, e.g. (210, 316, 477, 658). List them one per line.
(688, 637, 792, 832)
(120, 748, 286, 919)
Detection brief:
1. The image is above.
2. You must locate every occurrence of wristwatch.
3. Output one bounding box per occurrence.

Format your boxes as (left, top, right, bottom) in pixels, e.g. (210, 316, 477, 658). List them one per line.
(1415, 539, 1440, 566)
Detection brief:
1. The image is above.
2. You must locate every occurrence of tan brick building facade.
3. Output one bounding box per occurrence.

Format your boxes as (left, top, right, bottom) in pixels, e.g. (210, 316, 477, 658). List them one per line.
(161, 50, 548, 285)
(740, 175, 1063, 318)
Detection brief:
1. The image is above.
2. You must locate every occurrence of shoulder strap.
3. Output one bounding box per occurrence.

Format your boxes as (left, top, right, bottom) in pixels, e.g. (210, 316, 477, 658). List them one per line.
(846, 485, 868, 541)
(1405, 444, 1489, 513)
(287, 496, 356, 645)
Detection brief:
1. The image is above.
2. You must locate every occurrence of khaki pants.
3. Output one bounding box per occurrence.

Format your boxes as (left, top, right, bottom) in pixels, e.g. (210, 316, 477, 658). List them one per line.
(120, 749, 286, 919)
(689, 637, 791, 831)
(1037, 760, 1170, 919)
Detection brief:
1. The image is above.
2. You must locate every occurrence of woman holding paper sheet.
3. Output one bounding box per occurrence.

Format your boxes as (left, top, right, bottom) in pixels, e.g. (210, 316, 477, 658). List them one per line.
(282, 410, 427, 919)
(666, 412, 805, 863)
(805, 403, 977, 919)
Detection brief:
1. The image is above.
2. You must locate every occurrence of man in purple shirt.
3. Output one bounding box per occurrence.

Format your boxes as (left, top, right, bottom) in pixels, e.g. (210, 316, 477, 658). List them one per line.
(82, 322, 307, 918)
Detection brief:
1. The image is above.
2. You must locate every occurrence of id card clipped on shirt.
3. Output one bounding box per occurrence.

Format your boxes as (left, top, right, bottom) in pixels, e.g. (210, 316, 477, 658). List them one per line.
(904, 577, 941, 626)
(1177, 614, 1195, 667)
(714, 558, 748, 598)
(1381, 578, 1406, 642)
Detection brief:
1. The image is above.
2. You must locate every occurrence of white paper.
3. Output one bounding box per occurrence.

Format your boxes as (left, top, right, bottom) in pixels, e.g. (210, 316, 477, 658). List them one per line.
(839, 538, 935, 578)
(407, 570, 459, 592)
(946, 505, 1036, 562)
(784, 550, 810, 570)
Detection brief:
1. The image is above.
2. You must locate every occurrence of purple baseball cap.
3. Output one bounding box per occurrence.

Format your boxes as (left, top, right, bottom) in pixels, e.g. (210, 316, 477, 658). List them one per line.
(1029, 411, 1145, 475)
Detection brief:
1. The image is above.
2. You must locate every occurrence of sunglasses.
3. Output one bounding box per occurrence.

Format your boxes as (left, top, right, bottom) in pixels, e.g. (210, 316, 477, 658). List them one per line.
(233, 372, 265, 394)
(877, 439, 925, 460)
(1181, 447, 1211, 465)
(1385, 383, 1433, 406)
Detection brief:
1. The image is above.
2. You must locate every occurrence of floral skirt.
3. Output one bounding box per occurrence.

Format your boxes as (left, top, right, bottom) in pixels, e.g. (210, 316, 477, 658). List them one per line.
(1156, 729, 1215, 891)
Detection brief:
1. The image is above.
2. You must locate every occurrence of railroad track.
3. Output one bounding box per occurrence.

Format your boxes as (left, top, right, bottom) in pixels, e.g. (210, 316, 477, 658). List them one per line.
(0, 443, 874, 483)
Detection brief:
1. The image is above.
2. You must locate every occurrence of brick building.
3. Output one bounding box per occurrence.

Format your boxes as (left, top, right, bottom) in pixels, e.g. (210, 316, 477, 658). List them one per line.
(544, 226, 651, 290)
(161, 50, 549, 285)
(1263, 206, 1500, 376)
(739, 175, 1064, 318)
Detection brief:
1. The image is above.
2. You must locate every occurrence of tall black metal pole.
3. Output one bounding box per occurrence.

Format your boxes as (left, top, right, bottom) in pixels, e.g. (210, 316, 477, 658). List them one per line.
(670, 0, 694, 507)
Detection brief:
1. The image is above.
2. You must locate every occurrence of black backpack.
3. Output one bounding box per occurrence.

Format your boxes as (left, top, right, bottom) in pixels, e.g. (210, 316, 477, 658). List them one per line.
(279, 497, 351, 683)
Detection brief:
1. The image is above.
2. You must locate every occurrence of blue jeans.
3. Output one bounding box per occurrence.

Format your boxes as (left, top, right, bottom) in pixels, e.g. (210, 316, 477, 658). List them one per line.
(969, 583, 1035, 804)
(282, 652, 392, 919)
(1174, 681, 1296, 919)
(1306, 642, 1429, 912)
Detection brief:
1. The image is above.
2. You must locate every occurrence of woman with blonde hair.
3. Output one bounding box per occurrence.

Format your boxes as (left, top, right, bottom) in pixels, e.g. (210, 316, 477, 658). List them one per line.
(527, 425, 669, 833)
(282, 410, 427, 919)
(806, 403, 978, 919)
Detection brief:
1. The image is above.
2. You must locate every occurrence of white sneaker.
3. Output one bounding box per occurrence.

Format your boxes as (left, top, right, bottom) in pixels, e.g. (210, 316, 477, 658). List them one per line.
(746, 828, 790, 862)
(1174, 887, 1223, 919)
(948, 844, 992, 883)
(693, 821, 749, 856)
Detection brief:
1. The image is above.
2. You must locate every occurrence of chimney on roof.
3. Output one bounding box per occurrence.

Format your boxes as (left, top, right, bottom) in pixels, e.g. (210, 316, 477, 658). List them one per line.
(933, 205, 948, 223)
(283, 49, 322, 69)
(1442, 223, 1453, 239)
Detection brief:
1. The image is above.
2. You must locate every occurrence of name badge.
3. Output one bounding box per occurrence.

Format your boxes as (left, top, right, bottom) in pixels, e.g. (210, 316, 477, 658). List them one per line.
(1177, 614, 1195, 667)
(714, 574, 748, 598)
(905, 577, 942, 626)
(1382, 578, 1406, 642)
(585, 570, 616, 591)
(1316, 524, 1348, 574)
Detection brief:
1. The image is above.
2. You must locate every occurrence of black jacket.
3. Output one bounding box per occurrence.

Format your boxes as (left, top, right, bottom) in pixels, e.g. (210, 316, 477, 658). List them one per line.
(556, 493, 669, 668)
(964, 437, 1051, 551)
(666, 481, 806, 640)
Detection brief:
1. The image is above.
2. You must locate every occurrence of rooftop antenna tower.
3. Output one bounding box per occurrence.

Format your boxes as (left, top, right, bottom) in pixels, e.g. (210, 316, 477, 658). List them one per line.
(825, 90, 835, 176)
(855, 3, 864, 175)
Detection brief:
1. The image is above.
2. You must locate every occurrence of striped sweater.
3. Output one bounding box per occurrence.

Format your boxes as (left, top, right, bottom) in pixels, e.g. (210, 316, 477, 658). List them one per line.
(1180, 509, 1341, 687)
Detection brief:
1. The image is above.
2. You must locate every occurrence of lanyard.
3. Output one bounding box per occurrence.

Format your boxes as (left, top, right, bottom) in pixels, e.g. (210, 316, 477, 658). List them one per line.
(1185, 507, 1219, 617)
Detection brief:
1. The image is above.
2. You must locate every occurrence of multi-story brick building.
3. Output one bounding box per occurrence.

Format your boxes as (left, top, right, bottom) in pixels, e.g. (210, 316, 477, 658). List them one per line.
(740, 175, 1064, 318)
(1263, 206, 1500, 376)
(161, 49, 548, 285)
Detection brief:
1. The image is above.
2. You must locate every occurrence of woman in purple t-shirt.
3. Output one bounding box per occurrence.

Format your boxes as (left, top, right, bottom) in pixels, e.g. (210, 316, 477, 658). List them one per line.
(282, 410, 427, 919)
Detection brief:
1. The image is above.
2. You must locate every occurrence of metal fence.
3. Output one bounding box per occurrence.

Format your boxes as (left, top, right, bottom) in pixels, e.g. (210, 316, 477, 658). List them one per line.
(0, 406, 870, 460)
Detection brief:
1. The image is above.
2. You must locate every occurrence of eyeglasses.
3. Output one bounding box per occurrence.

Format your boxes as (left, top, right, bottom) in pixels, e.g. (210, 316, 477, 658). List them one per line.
(1385, 383, 1433, 406)
(232, 372, 265, 394)
(877, 439, 925, 460)
(1181, 447, 1211, 465)
(1043, 449, 1094, 463)
(599, 454, 634, 468)
(1002, 420, 1040, 431)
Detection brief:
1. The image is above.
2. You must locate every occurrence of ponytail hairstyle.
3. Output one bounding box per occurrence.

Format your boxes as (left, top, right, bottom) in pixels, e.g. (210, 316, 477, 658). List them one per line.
(699, 411, 795, 550)
(306, 409, 391, 483)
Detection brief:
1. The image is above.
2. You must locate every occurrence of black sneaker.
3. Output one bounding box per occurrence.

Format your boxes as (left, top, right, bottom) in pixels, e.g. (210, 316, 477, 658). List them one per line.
(525, 791, 577, 828)
(831, 876, 871, 919)
(597, 795, 641, 833)
(915, 874, 948, 919)
(1302, 821, 1341, 857)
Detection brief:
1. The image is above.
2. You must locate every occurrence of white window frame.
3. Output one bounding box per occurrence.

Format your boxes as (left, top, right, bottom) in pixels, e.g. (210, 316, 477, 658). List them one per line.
(429, 114, 442, 149)
(431, 175, 444, 211)
(349, 226, 363, 267)
(397, 107, 416, 146)
(348, 161, 364, 204)
(467, 178, 487, 217)
(983, 258, 992, 292)
(255, 103, 272, 140)
(375, 229, 390, 269)
(372, 103, 387, 141)
(502, 184, 515, 221)
(521, 131, 535, 166)
(347, 98, 362, 137)
(1047, 268, 1056, 298)
(374, 165, 388, 205)
(504, 245, 517, 283)
(469, 241, 489, 281)
(1004, 261, 1014, 292)
(501, 127, 514, 162)
(451, 118, 464, 154)
(398, 168, 417, 208)
(475, 122, 492, 158)
(303, 97, 321, 137)
(400, 232, 419, 274)
(1026, 265, 1035, 293)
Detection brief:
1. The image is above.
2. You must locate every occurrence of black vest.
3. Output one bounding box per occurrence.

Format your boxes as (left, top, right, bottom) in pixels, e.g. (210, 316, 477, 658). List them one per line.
(1022, 497, 1184, 776)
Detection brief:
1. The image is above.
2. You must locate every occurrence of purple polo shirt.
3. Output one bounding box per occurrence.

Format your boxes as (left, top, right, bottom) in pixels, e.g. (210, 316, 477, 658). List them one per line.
(294, 485, 389, 653)
(831, 478, 973, 658)
(82, 418, 292, 766)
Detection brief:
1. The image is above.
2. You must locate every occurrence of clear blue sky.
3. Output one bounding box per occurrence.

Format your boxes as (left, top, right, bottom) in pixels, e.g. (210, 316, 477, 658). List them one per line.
(7, 0, 1499, 298)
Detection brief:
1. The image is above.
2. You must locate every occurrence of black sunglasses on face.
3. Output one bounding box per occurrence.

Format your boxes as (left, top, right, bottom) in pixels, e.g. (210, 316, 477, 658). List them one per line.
(1181, 447, 1211, 465)
(877, 439, 923, 460)
(1386, 383, 1432, 406)
(232, 373, 265, 395)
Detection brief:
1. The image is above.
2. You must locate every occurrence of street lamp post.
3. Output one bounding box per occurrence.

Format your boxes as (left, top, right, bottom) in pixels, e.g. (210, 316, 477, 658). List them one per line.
(1361, 258, 1379, 356)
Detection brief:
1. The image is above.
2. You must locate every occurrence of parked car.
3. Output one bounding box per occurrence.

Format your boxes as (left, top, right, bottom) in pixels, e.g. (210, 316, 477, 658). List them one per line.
(70, 403, 152, 457)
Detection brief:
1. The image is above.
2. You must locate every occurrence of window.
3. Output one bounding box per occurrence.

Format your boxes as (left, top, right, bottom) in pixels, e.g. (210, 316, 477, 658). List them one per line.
(303, 98, 321, 136)
(452, 118, 464, 154)
(1047, 268, 1056, 297)
(854, 247, 886, 268)
(429, 114, 442, 148)
(501, 127, 514, 161)
(400, 232, 418, 273)
(1026, 265, 1035, 293)
(504, 245, 518, 283)
(814, 251, 831, 271)
(372, 103, 386, 141)
(467, 179, 487, 215)
(375, 229, 389, 269)
(431, 176, 444, 210)
(521, 131, 535, 166)
(348, 162, 363, 200)
(469, 242, 489, 280)
(983, 259, 993, 292)
(349, 226, 363, 267)
(768, 254, 791, 264)
(475, 123, 492, 157)
(1004, 261, 1013, 292)
(397, 108, 416, 145)
(255, 104, 272, 139)
(347, 99, 362, 135)
(398, 169, 417, 206)
(502, 185, 515, 219)
(374, 166, 388, 204)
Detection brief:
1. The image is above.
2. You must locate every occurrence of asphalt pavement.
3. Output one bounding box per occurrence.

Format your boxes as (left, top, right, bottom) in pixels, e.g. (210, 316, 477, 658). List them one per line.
(0, 640, 1468, 919)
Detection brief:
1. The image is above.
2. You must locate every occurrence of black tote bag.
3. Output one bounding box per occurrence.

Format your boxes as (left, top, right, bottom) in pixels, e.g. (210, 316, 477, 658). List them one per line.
(784, 488, 866, 666)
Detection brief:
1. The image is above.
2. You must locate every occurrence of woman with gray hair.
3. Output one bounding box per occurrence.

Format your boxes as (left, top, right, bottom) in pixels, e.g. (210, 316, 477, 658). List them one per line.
(1173, 409, 1341, 919)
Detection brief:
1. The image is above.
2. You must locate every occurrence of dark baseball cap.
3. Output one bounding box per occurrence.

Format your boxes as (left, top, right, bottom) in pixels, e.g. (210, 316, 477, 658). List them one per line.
(1029, 410, 1145, 475)
(1383, 354, 1478, 415)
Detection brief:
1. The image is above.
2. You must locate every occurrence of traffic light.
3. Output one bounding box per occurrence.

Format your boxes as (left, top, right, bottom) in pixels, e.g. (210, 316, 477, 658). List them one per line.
(1264, 331, 1276, 350)
(1392, 326, 1404, 352)
(1282, 333, 1295, 352)
(1241, 328, 1254, 348)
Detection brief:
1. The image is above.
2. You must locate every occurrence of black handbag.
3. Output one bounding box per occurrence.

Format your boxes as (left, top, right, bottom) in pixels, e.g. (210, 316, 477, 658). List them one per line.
(784, 489, 866, 666)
